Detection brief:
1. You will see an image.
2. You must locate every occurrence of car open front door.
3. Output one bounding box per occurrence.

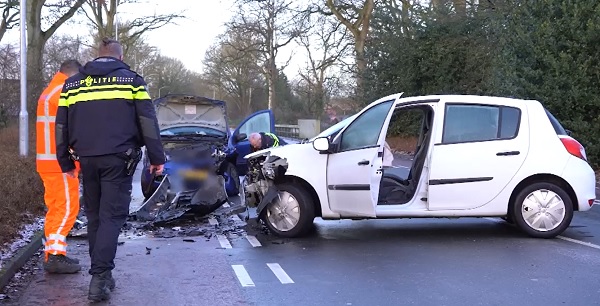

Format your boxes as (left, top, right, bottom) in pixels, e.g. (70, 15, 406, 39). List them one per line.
(326, 99, 396, 217)
(230, 110, 275, 175)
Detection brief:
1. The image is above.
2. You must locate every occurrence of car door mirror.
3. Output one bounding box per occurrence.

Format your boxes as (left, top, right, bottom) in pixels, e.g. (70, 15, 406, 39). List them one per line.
(235, 133, 247, 142)
(313, 137, 330, 152)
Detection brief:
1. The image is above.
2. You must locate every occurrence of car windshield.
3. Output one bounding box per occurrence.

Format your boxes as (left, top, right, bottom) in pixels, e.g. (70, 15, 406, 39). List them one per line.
(310, 114, 358, 141)
(160, 126, 227, 138)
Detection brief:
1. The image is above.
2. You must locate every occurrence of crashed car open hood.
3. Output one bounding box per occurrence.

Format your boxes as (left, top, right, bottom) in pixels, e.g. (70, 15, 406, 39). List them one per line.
(155, 94, 228, 133)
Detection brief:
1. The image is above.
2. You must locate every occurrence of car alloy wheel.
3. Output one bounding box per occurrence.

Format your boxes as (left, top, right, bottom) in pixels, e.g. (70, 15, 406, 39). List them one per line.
(512, 182, 573, 239)
(521, 189, 566, 232)
(266, 191, 301, 232)
(262, 183, 315, 238)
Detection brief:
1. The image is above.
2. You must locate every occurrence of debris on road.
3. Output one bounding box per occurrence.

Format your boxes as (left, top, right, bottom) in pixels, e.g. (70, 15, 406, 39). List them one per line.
(183, 239, 195, 243)
(145, 247, 152, 255)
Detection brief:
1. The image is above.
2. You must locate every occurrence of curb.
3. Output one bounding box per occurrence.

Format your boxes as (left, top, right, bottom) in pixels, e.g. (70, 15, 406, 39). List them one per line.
(0, 231, 43, 290)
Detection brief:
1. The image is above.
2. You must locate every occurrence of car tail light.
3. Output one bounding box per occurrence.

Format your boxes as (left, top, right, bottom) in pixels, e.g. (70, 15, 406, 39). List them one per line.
(589, 199, 595, 207)
(559, 135, 587, 161)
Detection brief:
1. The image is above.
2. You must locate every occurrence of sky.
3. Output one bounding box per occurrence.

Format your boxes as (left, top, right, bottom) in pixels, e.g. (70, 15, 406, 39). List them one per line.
(3, 0, 306, 78)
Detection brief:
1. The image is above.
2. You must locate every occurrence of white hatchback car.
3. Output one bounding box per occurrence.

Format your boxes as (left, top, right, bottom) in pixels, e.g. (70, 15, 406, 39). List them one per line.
(241, 94, 596, 239)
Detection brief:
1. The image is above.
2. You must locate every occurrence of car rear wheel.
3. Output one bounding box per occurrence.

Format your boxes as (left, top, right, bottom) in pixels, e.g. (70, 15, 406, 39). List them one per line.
(262, 183, 315, 238)
(511, 182, 573, 238)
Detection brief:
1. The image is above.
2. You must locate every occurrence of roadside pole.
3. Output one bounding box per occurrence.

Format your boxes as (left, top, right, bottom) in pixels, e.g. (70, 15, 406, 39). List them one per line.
(19, 0, 28, 157)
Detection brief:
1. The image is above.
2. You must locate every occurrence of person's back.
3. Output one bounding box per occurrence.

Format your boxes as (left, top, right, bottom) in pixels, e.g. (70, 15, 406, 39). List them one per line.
(55, 37, 165, 303)
(59, 53, 155, 161)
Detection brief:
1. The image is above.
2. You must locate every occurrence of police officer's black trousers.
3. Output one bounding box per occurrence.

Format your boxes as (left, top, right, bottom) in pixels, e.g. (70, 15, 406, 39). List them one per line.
(79, 153, 132, 275)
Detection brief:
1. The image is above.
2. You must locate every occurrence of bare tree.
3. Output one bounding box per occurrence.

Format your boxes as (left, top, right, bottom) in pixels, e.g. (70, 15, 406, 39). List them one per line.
(294, 13, 350, 118)
(203, 30, 264, 117)
(83, 0, 185, 59)
(43, 35, 89, 79)
(226, 0, 307, 110)
(313, 0, 375, 100)
(0, 0, 19, 43)
(26, 0, 86, 102)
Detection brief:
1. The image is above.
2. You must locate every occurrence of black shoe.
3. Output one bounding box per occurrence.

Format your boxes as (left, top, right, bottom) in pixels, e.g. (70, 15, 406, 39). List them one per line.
(64, 255, 80, 264)
(43, 254, 81, 274)
(88, 271, 111, 302)
(106, 270, 116, 291)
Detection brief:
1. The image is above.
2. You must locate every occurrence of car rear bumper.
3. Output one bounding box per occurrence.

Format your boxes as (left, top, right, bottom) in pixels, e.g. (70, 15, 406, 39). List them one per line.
(561, 156, 596, 212)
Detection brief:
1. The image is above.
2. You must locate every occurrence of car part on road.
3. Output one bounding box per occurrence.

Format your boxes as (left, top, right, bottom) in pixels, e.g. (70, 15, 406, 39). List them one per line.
(133, 173, 228, 224)
(511, 182, 573, 238)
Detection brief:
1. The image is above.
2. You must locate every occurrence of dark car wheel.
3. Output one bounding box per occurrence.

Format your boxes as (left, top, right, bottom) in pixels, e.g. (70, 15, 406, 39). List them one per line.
(262, 183, 315, 238)
(511, 182, 573, 239)
(224, 162, 240, 196)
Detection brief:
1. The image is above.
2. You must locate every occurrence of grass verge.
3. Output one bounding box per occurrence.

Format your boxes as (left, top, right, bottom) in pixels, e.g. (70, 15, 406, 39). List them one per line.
(0, 121, 45, 246)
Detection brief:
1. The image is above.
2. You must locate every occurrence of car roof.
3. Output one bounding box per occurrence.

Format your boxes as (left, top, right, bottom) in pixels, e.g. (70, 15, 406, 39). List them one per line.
(367, 93, 539, 108)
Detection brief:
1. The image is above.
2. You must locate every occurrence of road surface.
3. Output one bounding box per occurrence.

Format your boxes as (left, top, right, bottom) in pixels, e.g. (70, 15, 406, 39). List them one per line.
(6, 152, 600, 305)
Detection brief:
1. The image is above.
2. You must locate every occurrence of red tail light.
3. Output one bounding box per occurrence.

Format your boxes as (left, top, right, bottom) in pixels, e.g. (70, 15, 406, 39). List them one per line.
(559, 136, 587, 161)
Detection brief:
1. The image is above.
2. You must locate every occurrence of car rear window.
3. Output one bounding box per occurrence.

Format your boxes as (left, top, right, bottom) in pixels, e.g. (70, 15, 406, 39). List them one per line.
(544, 108, 568, 135)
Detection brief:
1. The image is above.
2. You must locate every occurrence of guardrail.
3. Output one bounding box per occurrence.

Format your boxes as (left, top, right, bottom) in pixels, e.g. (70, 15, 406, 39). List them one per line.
(275, 124, 300, 139)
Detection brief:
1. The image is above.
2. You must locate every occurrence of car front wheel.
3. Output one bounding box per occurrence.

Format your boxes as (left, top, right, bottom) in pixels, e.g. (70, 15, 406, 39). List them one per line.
(512, 182, 573, 239)
(262, 183, 315, 238)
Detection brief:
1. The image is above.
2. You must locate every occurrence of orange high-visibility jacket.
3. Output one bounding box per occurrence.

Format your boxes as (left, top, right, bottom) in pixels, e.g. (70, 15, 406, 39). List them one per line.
(36, 72, 79, 173)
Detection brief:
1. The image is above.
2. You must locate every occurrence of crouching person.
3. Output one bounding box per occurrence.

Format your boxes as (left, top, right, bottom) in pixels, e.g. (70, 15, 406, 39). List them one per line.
(249, 132, 287, 152)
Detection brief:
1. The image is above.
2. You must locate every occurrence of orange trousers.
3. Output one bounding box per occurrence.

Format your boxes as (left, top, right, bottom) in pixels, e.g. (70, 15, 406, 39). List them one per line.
(38, 172, 80, 260)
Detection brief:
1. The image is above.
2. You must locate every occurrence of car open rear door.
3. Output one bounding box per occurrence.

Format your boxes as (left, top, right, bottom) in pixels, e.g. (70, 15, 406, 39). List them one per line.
(230, 110, 275, 175)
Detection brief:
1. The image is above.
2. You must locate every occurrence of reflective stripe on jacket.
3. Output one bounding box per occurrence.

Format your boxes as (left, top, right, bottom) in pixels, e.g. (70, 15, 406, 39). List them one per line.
(264, 132, 280, 147)
(36, 72, 79, 173)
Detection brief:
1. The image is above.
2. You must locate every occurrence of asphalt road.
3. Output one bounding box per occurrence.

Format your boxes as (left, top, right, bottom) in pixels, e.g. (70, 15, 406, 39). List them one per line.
(8, 151, 600, 305)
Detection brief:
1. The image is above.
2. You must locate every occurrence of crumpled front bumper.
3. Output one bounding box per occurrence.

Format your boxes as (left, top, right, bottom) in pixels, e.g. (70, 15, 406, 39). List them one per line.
(134, 174, 228, 223)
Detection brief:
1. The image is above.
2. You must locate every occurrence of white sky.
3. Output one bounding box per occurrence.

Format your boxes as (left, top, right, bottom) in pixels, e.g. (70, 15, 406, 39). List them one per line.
(3, 0, 306, 78)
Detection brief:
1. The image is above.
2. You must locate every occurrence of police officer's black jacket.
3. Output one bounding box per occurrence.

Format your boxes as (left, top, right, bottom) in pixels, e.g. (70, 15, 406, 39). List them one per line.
(55, 56, 165, 172)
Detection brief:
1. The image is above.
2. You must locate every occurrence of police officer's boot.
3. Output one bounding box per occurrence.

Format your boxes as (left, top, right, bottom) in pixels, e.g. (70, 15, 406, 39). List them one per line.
(88, 271, 111, 302)
(43, 254, 81, 274)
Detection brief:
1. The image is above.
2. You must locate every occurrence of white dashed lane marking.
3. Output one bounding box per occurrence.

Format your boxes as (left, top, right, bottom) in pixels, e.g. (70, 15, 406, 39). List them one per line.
(217, 234, 232, 249)
(232, 265, 255, 287)
(267, 263, 295, 284)
(483, 217, 600, 250)
(208, 217, 219, 226)
(245, 235, 262, 247)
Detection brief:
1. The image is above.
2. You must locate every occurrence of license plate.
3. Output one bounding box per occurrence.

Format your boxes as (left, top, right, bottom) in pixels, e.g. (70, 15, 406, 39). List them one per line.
(180, 169, 208, 180)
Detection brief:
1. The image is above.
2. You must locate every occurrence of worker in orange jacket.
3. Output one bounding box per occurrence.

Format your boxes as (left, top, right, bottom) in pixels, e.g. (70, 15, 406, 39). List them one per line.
(36, 60, 83, 274)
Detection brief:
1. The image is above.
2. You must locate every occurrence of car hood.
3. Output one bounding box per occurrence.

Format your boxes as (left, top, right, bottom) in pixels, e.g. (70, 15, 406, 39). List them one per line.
(244, 142, 309, 160)
(155, 94, 228, 133)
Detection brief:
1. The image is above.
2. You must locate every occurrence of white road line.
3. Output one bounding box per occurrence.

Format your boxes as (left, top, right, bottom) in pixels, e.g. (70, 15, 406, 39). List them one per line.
(267, 263, 294, 284)
(232, 265, 255, 287)
(483, 217, 600, 251)
(245, 235, 262, 247)
(223, 203, 230, 208)
(557, 236, 600, 250)
(208, 217, 219, 226)
(217, 234, 232, 249)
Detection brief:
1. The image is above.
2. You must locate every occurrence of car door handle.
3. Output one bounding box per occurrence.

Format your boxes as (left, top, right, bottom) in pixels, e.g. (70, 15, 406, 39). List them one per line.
(358, 160, 369, 166)
(496, 151, 520, 156)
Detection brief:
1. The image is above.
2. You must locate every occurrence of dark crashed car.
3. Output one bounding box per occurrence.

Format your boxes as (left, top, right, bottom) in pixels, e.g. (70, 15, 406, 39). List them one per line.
(135, 94, 278, 222)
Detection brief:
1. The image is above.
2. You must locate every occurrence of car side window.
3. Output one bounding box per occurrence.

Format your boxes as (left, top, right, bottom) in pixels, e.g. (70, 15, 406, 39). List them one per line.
(239, 112, 271, 136)
(442, 104, 521, 144)
(340, 100, 394, 151)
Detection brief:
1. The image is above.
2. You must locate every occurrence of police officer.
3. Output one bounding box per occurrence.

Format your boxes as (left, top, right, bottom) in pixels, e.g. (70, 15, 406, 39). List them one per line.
(248, 132, 287, 152)
(55, 37, 165, 302)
